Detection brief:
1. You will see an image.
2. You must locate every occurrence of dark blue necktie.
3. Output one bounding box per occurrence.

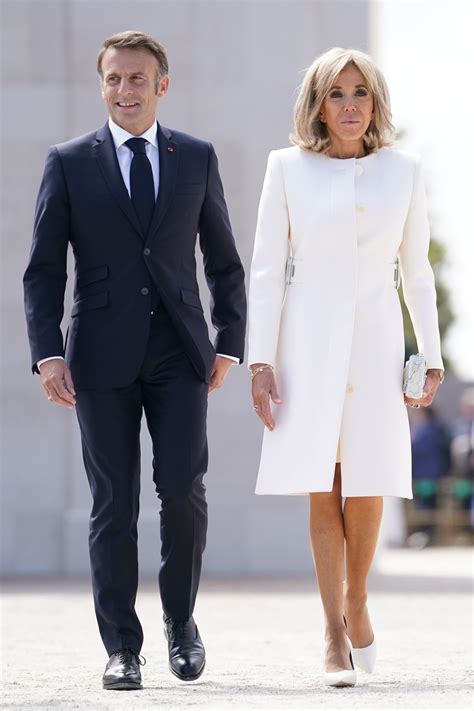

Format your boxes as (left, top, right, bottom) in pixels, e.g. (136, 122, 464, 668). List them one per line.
(125, 137, 155, 235)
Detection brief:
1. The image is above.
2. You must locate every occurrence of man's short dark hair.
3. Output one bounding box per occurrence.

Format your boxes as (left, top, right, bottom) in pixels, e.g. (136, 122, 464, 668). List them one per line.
(97, 30, 169, 81)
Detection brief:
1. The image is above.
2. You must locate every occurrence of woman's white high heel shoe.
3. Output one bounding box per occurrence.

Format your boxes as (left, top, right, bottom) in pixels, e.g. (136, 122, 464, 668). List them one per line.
(350, 638, 377, 674)
(343, 615, 377, 673)
(323, 645, 357, 687)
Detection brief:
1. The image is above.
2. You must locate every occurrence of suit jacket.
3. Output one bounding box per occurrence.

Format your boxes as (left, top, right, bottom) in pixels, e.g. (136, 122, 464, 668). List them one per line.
(24, 122, 246, 388)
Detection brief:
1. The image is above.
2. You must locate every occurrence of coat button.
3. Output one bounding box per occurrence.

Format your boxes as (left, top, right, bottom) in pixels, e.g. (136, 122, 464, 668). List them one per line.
(355, 164, 364, 177)
(141, 287, 149, 296)
(356, 204, 366, 213)
(346, 384, 354, 394)
(143, 248, 151, 256)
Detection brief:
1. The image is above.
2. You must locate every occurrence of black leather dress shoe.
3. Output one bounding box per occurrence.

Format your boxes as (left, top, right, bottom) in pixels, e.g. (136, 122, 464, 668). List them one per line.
(164, 616, 206, 681)
(102, 648, 145, 690)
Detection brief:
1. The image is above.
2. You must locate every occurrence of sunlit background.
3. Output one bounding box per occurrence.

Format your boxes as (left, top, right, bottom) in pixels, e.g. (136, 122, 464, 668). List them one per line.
(374, 0, 474, 381)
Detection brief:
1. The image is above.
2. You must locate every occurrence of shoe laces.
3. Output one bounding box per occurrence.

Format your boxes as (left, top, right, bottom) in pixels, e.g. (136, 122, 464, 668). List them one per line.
(166, 618, 195, 640)
(113, 647, 146, 666)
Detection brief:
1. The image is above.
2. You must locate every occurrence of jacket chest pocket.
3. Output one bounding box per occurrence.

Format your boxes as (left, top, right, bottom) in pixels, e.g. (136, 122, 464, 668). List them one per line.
(174, 182, 203, 196)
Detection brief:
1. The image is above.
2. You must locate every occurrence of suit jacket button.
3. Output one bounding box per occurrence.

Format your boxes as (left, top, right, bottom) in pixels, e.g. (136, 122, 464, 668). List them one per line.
(346, 383, 354, 394)
(141, 287, 149, 296)
(143, 248, 151, 256)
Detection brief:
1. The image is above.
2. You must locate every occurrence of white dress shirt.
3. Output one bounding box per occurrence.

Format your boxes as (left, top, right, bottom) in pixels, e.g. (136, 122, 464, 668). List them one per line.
(37, 118, 238, 368)
(108, 117, 160, 198)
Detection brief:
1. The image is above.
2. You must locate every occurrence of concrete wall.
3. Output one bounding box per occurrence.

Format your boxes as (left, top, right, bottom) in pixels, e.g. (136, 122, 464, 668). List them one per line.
(1, 0, 370, 576)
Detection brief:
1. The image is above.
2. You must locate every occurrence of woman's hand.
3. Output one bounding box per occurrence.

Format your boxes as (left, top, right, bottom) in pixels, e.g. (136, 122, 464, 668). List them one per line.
(250, 363, 282, 431)
(404, 369, 443, 409)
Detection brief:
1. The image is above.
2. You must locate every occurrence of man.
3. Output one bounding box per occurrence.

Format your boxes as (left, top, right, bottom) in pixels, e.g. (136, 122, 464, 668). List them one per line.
(24, 31, 246, 690)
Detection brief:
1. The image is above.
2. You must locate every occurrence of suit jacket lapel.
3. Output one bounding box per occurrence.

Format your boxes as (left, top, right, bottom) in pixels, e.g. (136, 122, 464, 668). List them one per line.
(147, 122, 178, 239)
(92, 123, 144, 238)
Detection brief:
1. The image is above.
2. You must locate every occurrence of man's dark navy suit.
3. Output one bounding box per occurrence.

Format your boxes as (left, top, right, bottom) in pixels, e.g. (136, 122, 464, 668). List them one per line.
(24, 121, 246, 655)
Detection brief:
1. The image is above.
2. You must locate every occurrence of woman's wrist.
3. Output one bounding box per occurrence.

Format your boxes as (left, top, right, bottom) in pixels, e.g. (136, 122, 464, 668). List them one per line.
(426, 368, 445, 383)
(250, 363, 274, 380)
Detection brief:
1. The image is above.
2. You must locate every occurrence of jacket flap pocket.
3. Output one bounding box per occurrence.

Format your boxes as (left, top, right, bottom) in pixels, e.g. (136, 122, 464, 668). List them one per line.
(77, 265, 109, 287)
(71, 291, 108, 317)
(180, 288, 202, 309)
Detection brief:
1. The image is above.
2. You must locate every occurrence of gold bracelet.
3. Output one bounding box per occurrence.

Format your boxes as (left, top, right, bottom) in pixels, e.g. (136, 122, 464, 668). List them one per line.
(250, 365, 274, 381)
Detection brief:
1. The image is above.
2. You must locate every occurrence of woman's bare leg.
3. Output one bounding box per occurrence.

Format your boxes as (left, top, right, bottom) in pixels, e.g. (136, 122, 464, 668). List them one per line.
(309, 465, 352, 672)
(343, 496, 383, 647)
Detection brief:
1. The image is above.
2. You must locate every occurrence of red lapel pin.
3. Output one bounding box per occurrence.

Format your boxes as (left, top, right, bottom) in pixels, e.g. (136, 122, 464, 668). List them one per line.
(167, 146, 174, 152)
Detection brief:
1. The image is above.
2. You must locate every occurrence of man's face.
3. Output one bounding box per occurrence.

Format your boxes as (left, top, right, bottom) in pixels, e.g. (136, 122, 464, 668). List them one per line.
(100, 47, 169, 135)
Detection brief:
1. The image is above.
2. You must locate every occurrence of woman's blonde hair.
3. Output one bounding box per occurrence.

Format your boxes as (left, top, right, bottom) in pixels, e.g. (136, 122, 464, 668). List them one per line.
(290, 47, 395, 154)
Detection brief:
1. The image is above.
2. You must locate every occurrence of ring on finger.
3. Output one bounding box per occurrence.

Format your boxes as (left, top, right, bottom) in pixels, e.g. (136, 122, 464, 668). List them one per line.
(253, 404, 260, 412)
(47, 395, 53, 402)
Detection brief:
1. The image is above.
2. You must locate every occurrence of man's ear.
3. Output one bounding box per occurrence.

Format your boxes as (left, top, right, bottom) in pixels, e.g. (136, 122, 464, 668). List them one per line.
(156, 75, 170, 98)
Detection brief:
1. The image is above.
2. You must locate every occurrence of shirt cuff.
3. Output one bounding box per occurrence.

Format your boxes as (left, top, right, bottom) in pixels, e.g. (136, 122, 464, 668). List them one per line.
(37, 356, 64, 368)
(216, 353, 240, 364)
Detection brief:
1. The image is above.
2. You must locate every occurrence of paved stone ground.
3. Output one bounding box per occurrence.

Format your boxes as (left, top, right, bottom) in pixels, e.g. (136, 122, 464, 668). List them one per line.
(1, 548, 472, 710)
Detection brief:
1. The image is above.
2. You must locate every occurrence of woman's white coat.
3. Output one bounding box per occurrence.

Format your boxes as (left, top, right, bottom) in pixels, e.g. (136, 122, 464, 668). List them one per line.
(248, 147, 444, 497)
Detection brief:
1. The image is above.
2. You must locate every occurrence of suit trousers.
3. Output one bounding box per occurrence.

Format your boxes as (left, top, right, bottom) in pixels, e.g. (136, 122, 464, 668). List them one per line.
(75, 307, 209, 655)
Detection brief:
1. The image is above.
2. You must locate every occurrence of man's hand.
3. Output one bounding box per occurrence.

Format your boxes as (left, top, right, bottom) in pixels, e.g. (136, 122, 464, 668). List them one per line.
(250, 363, 282, 431)
(404, 369, 442, 409)
(208, 356, 235, 393)
(39, 359, 76, 409)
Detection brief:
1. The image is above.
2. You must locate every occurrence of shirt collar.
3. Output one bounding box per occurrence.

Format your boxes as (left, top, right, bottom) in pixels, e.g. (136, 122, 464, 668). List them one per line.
(108, 117, 158, 150)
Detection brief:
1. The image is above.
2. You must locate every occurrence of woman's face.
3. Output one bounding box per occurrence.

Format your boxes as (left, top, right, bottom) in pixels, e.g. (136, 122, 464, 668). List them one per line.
(320, 64, 374, 154)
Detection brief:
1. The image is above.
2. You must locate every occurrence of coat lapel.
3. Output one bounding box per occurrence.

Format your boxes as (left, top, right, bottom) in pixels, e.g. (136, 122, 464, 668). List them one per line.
(92, 123, 144, 238)
(147, 123, 178, 239)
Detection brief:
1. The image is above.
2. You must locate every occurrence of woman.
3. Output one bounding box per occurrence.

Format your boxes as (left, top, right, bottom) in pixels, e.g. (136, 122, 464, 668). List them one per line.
(248, 47, 444, 687)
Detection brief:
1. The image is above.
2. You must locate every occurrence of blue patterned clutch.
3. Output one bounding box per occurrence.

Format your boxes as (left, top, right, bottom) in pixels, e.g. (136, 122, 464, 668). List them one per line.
(403, 353, 426, 399)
